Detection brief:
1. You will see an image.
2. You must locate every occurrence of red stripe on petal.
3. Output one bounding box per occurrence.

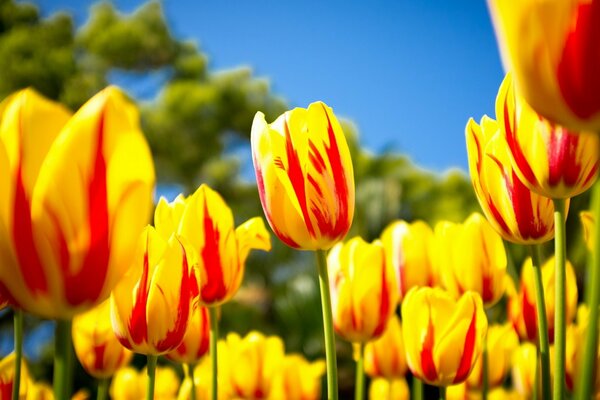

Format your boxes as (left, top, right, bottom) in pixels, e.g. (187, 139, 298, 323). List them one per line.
(129, 237, 150, 346)
(420, 313, 438, 382)
(372, 262, 391, 337)
(453, 303, 477, 383)
(199, 196, 227, 303)
(522, 284, 538, 341)
(92, 342, 107, 373)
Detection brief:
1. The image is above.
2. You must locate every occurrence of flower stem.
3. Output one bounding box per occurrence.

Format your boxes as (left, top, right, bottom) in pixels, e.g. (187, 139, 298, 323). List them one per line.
(11, 309, 23, 400)
(530, 245, 551, 400)
(577, 177, 600, 400)
(209, 306, 219, 400)
(53, 319, 72, 400)
(439, 386, 446, 400)
(186, 363, 197, 400)
(355, 343, 365, 400)
(96, 378, 109, 400)
(412, 377, 423, 400)
(482, 334, 488, 400)
(146, 355, 157, 400)
(553, 198, 567, 400)
(316, 249, 339, 400)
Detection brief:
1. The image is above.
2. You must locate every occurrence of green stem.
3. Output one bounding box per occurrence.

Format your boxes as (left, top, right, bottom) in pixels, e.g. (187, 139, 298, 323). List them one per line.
(355, 343, 365, 400)
(209, 306, 219, 400)
(439, 386, 446, 400)
(577, 178, 600, 400)
(412, 377, 423, 400)
(530, 245, 551, 400)
(482, 333, 488, 400)
(187, 363, 197, 400)
(553, 198, 567, 400)
(11, 309, 23, 400)
(146, 355, 157, 400)
(533, 347, 539, 400)
(53, 319, 72, 400)
(316, 249, 339, 400)
(96, 378, 109, 400)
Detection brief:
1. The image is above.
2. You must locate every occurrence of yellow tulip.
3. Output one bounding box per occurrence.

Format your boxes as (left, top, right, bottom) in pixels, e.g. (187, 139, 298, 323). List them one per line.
(496, 73, 599, 199)
(401, 287, 488, 386)
(109, 367, 144, 400)
(269, 354, 325, 400)
(511, 342, 538, 398)
(0, 352, 30, 400)
(154, 195, 187, 241)
(364, 315, 407, 380)
(0, 87, 155, 319)
(251, 101, 354, 250)
(368, 378, 409, 400)
(381, 220, 436, 301)
(466, 323, 519, 390)
(447, 383, 523, 400)
(327, 237, 398, 343)
(508, 256, 578, 343)
(581, 210, 594, 251)
(466, 115, 558, 245)
(177, 355, 231, 400)
(488, 0, 600, 131)
(27, 382, 53, 400)
(111, 226, 192, 355)
(72, 299, 133, 378)
(434, 213, 507, 307)
(142, 365, 180, 400)
(178, 184, 271, 306)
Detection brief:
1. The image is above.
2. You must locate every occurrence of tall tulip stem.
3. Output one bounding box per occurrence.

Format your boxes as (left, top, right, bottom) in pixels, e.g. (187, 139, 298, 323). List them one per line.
(209, 306, 219, 400)
(530, 245, 551, 400)
(355, 343, 365, 400)
(412, 377, 423, 400)
(96, 378, 109, 400)
(316, 249, 339, 400)
(482, 334, 488, 400)
(439, 386, 446, 400)
(553, 198, 567, 400)
(53, 319, 72, 400)
(146, 355, 157, 400)
(186, 363, 197, 400)
(11, 309, 23, 400)
(577, 177, 600, 400)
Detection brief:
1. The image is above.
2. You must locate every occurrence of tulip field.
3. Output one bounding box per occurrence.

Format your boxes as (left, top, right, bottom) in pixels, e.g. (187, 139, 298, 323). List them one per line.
(1, 1, 600, 400)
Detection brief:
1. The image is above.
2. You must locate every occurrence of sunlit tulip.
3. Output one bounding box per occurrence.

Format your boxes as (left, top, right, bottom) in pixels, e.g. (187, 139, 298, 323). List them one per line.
(466, 323, 519, 390)
(434, 213, 507, 307)
(511, 342, 538, 398)
(401, 287, 488, 386)
(72, 299, 133, 378)
(508, 256, 578, 343)
(328, 237, 397, 343)
(381, 220, 436, 301)
(110, 367, 144, 400)
(165, 298, 210, 364)
(142, 366, 180, 400)
(496, 73, 599, 199)
(466, 115, 558, 245)
(446, 383, 468, 400)
(177, 355, 231, 400)
(154, 195, 186, 240)
(178, 184, 271, 306)
(364, 315, 407, 379)
(111, 226, 192, 355)
(581, 211, 595, 251)
(488, 0, 600, 131)
(251, 101, 354, 250)
(269, 354, 325, 400)
(27, 382, 53, 400)
(0, 353, 30, 400)
(368, 378, 409, 400)
(0, 87, 155, 319)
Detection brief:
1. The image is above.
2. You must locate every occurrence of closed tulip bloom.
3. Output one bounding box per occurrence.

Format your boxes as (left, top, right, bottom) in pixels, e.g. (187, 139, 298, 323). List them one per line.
(402, 287, 488, 386)
(165, 298, 210, 364)
(435, 213, 507, 307)
(0, 353, 30, 400)
(328, 237, 397, 343)
(154, 195, 186, 241)
(508, 256, 578, 343)
(251, 101, 354, 251)
(511, 342, 538, 398)
(364, 315, 407, 380)
(111, 226, 192, 355)
(381, 220, 436, 301)
(72, 299, 133, 378)
(488, 0, 600, 131)
(368, 378, 409, 400)
(178, 184, 271, 306)
(466, 116, 558, 244)
(0, 87, 155, 319)
(497, 73, 599, 199)
(110, 367, 144, 400)
(269, 354, 325, 400)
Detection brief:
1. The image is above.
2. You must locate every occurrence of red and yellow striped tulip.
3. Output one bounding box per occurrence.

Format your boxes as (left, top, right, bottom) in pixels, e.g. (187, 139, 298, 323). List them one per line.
(269, 354, 325, 400)
(488, 0, 600, 131)
(508, 256, 578, 343)
(466, 115, 558, 244)
(111, 226, 192, 355)
(251, 101, 354, 250)
(72, 299, 133, 378)
(110, 367, 144, 400)
(0, 353, 30, 400)
(381, 220, 436, 301)
(0, 87, 155, 319)
(165, 298, 210, 364)
(178, 184, 271, 306)
(496, 73, 599, 199)
(368, 378, 409, 400)
(434, 213, 507, 307)
(364, 315, 407, 380)
(328, 237, 397, 343)
(511, 342, 538, 399)
(401, 287, 488, 386)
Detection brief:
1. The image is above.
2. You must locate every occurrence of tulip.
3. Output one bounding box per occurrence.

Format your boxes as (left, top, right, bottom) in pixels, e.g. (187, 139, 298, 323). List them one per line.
(511, 342, 538, 399)
(269, 354, 325, 400)
(381, 220, 436, 301)
(446, 383, 521, 400)
(0, 87, 155, 319)
(154, 195, 186, 241)
(27, 382, 53, 400)
(0, 353, 30, 400)
(143, 366, 180, 400)
(364, 315, 407, 380)
(165, 300, 210, 364)
(177, 354, 231, 400)
(581, 210, 595, 251)
(368, 378, 409, 400)
(402, 287, 488, 387)
(110, 367, 144, 400)
(434, 213, 507, 307)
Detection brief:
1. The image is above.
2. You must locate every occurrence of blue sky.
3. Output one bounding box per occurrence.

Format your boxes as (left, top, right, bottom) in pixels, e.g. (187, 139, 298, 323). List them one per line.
(36, 0, 505, 173)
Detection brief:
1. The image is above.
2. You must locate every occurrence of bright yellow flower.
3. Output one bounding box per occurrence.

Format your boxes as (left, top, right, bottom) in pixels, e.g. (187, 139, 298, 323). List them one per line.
(364, 315, 407, 380)
(511, 342, 538, 399)
(72, 299, 133, 378)
(0, 352, 30, 400)
(381, 220, 436, 301)
(328, 237, 398, 343)
(269, 354, 325, 400)
(581, 210, 594, 251)
(447, 383, 523, 400)
(401, 287, 488, 386)
(111, 226, 192, 355)
(496, 73, 599, 199)
(368, 378, 409, 400)
(466, 115, 558, 245)
(177, 354, 231, 400)
(110, 367, 144, 400)
(251, 101, 354, 250)
(27, 382, 53, 400)
(0, 87, 155, 319)
(178, 184, 271, 306)
(142, 366, 180, 400)
(434, 213, 507, 307)
(488, 0, 600, 131)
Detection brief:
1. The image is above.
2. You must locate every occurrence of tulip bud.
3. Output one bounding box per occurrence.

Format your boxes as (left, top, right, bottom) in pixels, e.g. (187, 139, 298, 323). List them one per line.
(368, 378, 409, 400)
(270, 354, 325, 400)
(364, 315, 407, 380)
(109, 367, 144, 400)
(0, 352, 30, 400)
(511, 342, 538, 398)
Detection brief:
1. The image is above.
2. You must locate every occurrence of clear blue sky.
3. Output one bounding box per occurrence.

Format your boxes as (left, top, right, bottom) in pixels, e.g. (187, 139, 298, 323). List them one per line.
(36, 0, 505, 173)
